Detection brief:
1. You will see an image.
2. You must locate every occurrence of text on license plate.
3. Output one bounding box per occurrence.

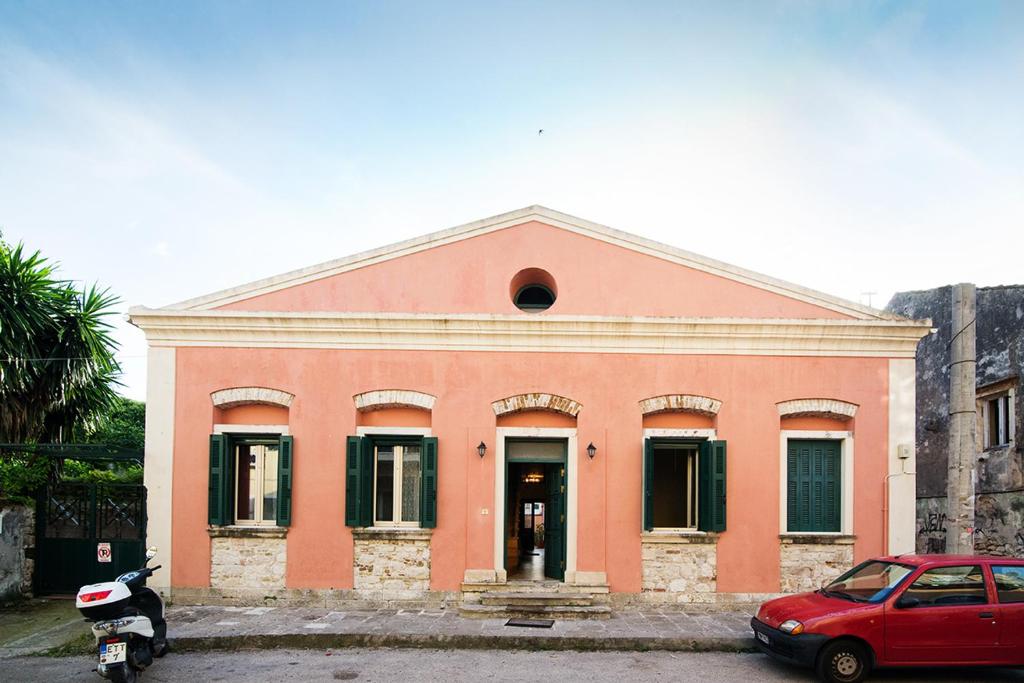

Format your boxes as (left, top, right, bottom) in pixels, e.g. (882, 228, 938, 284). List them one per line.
(100, 642, 127, 664)
(756, 631, 770, 645)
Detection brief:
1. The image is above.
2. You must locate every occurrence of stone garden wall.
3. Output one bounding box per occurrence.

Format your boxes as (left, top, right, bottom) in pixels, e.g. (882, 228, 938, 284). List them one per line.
(0, 503, 34, 600)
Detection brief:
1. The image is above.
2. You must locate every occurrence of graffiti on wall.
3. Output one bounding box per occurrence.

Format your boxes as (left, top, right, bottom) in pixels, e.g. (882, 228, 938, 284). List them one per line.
(918, 495, 1024, 557)
(916, 499, 948, 554)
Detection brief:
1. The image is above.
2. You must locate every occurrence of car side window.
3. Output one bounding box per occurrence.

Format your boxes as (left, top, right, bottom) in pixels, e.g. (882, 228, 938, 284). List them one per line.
(901, 565, 987, 607)
(992, 565, 1024, 604)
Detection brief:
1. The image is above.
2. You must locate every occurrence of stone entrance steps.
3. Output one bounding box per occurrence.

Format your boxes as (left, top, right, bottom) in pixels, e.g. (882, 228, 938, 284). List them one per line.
(459, 581, 611, 620)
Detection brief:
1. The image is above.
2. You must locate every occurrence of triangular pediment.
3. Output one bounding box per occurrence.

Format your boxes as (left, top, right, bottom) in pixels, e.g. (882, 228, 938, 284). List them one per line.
(164, 206, 888, 320)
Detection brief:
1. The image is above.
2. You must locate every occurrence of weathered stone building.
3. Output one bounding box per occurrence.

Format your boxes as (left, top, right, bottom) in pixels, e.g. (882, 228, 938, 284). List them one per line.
(887, 285, 1024, 557)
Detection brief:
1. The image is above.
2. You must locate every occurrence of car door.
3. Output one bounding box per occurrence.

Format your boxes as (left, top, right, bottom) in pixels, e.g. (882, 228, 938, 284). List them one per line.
(990, 563, 1024, 663)
(885, 564, 1001, 664)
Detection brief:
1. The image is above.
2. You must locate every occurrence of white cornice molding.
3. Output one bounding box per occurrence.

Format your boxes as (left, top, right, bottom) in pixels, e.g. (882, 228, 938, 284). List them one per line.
(128, 308, 932, 358)
(163, 205, 889, 320)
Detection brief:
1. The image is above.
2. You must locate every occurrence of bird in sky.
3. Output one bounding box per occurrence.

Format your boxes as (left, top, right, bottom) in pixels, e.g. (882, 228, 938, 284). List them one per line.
(538, 129, 544, 135)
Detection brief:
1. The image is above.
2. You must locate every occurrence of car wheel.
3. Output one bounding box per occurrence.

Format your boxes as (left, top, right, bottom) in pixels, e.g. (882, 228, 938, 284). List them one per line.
(815, 639, 872, 683)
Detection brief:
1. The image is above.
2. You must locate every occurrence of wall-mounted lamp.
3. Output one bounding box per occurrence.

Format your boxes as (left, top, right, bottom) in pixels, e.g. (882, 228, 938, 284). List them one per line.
(477, 441, 487, 458)
(587, 442, 597, 459)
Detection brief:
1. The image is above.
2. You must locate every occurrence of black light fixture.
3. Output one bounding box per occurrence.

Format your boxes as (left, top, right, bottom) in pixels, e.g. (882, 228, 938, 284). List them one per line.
(477, 441, 487, 458)
(587, 442, 597, 459)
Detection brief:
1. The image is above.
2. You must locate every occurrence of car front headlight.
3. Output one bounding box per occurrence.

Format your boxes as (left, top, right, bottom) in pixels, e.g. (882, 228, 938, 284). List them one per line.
(779, 619, 805, 635)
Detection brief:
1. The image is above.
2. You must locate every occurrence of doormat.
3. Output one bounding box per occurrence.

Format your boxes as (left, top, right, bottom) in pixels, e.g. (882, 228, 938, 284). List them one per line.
(505, 618, 554, 628)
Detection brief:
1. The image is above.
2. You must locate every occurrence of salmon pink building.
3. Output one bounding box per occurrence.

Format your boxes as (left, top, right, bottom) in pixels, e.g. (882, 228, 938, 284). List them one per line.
(130, 206, 932, 610)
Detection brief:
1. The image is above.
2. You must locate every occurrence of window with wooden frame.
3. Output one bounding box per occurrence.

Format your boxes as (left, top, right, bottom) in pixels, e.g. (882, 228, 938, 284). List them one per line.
(208, 434, 293, 527)
(642, 438, 726, 533)
(981, 392, 1012, 449)
(345, 435, 437, 529)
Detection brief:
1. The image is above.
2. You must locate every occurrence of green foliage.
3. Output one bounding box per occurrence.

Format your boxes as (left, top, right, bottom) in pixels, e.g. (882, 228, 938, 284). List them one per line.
(77, 396, 145, 451)
(0, 239, 121, 444)
(0, 455, 49, 505)
(62, 459, 143, 485)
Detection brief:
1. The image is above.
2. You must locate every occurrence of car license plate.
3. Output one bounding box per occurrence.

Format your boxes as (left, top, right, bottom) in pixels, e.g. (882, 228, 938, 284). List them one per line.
(756, 631, 770, 646)
(100, 642, 127, 665)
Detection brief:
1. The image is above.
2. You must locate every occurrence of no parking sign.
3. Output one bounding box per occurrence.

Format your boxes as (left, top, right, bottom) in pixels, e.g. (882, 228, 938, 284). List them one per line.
(97, 542, 112, 563)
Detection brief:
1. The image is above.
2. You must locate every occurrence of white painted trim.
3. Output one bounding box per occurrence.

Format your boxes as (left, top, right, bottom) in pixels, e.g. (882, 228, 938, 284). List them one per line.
(643, 428, 717, 439)
(778, 430, 855, 536)
(128, 309, 931, 358)
(494, 427, 578, 583)
(887, 359, 917, 554)
(356, 426, 433, 437)
(163, 205, 889, 319)
(213, 424, 290, 435)
(143, 348, 175, 592)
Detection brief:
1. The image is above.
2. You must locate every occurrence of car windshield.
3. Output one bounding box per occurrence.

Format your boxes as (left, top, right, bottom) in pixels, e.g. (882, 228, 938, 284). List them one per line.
(822, 560, 916, 603)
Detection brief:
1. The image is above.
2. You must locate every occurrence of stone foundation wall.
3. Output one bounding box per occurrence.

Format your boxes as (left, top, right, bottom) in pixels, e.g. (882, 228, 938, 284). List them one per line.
(639, 534, 717, 603)
(779, 536, 854, 593)
(0, 504, 35, 600)
(208, 527, 287, 592)
(353, 528, 431, 601)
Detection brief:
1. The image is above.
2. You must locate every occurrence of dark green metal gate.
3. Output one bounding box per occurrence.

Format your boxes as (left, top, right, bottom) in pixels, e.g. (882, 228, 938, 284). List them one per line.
(0, 443, 146, 594)
(35, 482, 147, 593)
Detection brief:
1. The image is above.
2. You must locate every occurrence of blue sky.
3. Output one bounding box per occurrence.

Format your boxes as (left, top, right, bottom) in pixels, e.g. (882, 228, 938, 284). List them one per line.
(2, 1, 1022, 399)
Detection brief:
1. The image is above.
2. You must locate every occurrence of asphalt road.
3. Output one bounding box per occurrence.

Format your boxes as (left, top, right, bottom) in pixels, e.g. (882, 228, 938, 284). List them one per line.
(2, 649, 1022, 682)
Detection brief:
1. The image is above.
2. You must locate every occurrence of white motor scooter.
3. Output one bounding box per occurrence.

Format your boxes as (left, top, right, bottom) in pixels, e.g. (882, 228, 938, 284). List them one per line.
(76, 547, 168, 682)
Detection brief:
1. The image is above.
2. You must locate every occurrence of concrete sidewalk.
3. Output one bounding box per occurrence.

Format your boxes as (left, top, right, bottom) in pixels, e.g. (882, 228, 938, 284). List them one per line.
(2, 601, 762, 656)
(164, 604, 759, 653)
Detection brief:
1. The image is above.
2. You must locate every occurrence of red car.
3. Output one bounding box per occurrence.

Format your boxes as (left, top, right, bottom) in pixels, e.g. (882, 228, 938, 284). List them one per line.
(751, 554, 1024, 683)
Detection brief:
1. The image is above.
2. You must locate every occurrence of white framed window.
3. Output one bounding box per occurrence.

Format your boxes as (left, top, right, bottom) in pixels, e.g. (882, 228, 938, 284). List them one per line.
(233, 439, 280, 525)
(373, 443, 422, 527)
(778, 430, 854, 536)
(981, 393, 1012, 449)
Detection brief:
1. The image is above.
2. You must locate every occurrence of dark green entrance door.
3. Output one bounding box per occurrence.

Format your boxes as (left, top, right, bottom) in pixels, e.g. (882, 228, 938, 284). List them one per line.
(543, 462, 566, 581)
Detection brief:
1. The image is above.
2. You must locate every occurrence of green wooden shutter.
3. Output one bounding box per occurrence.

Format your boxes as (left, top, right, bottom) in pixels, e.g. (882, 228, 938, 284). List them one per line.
(698, 440, 727, 532)
(276, 435, 293, 527)
(345, 436, 362, 527)
(420, 437, 438, 528)
(788, 440, 840, 532)
(786, 442, 799, 531)
(359, 436, 374, 527)
(642, 438, 654, 531)
(208, 434, 228, 525)
(698, 440, 711, 531)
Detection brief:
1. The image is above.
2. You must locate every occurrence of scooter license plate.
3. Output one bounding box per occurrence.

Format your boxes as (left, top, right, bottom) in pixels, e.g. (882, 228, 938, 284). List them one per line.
(100, 642, 127, 664)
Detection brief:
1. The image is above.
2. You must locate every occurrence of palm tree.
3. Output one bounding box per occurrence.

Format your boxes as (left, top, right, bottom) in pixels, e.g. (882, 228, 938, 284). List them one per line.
(0, 239, 121, 445)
